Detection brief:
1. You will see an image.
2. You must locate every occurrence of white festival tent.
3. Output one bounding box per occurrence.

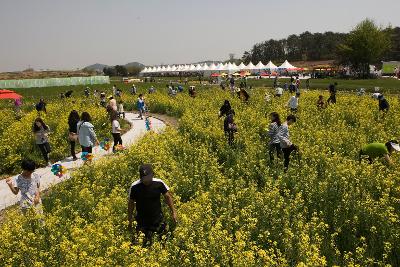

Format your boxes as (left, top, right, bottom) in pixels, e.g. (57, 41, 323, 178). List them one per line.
(265, 61, 278, 70)
(226, 62, 239, 73)
(156, 66, 162, 72)
(238, 62, 247, 70)
(216, 63, 226, 71)
(255, 61, 265, 69)
(201, 63, 209, 71)
(209, 63, 217, 71)
(278, 60, 297, 70)
(142, 67, 148, 73)
(171, 65, 177, 72)
(195, 64, 203, 71)
(246, 62, 257, 70)
(189, 64, 196, 71)
(166, 65, 172, 72)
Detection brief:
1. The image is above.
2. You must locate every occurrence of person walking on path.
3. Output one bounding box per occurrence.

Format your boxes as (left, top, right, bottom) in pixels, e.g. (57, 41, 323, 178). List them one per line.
(77, 112, 99, 153)
(305, 78, 310, 90)
(32, 118, 51, 166)
(137, 94, 146, 120)
(268, 112, 283, 162)
(287, 93, 300, 113)
(68, 110, 80, 161)
(5, 159, 42, 213)
(279, 115, 298, 172)
(14, 98, 22, 114)
(219, 100, 232, 118)
(109, 96, 117, 111)
(128, 164, 177, 246)
(359, 141, 400, 165)
(224, 109, 237, 146)
(327, 82, 338, 104)
(111, 111, 123, 152)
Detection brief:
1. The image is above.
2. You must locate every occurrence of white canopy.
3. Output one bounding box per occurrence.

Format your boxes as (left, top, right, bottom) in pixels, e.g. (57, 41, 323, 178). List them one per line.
(156, 66, 162, 72)
(237, 62, 247, 70)
(246, 62, 257, 70)
(170, 65, 177, 72)
(189, 64, 196, 71)
(265, 61, 278, 70)
(165, 65, 172, 72)
(255, 61, 265, 69)
(195, 64, 203, 71)
(216, 63, 226, 71)
(141, 67, 148, 73)
(226, 62, 239, 73)
(209, 63, 217, 71)
(278, 60, 296, 69)
(201, 63, 209, 71)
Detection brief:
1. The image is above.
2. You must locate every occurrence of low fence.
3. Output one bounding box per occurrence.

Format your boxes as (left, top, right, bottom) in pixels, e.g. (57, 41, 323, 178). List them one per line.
(0, 76, 110, 88)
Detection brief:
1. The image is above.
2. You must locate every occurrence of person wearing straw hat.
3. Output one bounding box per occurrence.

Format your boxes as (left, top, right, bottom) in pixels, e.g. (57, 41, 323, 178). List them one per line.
(359, 140, 400, 165)
(128, 164, 177, 246)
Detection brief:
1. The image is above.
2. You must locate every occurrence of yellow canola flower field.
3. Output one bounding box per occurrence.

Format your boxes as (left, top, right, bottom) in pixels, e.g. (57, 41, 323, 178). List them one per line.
(1, 87, 400, 266)
(0, 98, 111, 174)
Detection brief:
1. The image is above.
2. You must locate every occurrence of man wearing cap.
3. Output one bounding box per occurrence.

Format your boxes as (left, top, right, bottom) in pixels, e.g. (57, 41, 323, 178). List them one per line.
(359, 141, 400, 165)
(128, 164, 177, 245)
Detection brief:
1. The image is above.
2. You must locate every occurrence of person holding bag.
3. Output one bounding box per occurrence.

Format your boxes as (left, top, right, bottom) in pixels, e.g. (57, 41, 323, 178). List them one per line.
(68, 110, 80, 161)
(32, 118, 51, 166)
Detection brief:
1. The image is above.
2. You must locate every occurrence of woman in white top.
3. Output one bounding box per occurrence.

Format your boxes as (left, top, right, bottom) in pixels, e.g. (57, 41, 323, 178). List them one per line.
(287, 93, 300, 112)
(111, 111, 122, 152)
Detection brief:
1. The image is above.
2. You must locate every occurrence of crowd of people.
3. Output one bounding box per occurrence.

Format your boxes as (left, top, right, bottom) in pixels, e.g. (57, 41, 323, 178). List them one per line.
(5, 79, 399, 247)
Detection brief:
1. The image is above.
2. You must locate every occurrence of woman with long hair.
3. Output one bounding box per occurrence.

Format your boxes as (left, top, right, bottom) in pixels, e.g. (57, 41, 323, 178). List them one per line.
(268, 112, 282, 162)
(110, 111, 122, 152)
(77, 112, 99, 153)
(68, 110, 80, 160)
(32, 117, 51, 166)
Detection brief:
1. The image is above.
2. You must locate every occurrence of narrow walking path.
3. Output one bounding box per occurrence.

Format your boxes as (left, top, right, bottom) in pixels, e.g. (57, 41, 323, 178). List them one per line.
(0, 113, 166, 211)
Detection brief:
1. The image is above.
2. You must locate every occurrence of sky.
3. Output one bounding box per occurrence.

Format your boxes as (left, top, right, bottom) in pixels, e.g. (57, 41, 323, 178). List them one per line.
(0, 0, 399, 72)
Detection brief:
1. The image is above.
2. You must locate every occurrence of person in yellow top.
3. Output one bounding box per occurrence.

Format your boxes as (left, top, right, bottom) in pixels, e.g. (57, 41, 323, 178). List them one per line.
(359, 140, 400, 165)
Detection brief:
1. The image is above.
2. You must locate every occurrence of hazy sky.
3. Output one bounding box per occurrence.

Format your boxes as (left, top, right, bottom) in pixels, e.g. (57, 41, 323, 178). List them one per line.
(0, 0, 399, 72)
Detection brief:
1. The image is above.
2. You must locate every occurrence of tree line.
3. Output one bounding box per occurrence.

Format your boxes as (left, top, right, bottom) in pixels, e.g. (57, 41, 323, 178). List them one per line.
(242, 19, 400, 78)
(103, 65, 142, 77)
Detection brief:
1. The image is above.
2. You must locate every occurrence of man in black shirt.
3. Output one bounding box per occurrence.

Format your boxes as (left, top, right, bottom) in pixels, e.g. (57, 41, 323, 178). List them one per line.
(128, 164, 177, 245)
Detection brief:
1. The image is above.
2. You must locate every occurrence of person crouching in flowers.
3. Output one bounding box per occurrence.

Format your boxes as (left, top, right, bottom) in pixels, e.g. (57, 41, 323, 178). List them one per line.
(5, 160, 42, 214)
(77, 112, 99, 153)
(32, 117, 51, 167)
(128, 164, 177, 246)
(359, 140, 400, 166)
(377, 94, 389, 119)
(111, 111, 122, 152)
(278, 115, 298, 172)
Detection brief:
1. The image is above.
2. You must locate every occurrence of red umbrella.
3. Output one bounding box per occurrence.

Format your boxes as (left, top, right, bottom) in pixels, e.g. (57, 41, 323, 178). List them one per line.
(0, 89, 23, 100)
(211, 73, 220, 77)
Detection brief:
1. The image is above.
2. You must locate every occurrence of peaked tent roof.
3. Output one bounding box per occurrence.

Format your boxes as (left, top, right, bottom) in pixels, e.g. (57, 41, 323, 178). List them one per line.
(255, 61, 265, 69)
(246, 62, 257, 70)
(238, 62, 247, 69)
(209, 63, 217, 71)
(201, 63, 209, 71)
(278, 60, 296, 69)
(265, 61, 278, 69)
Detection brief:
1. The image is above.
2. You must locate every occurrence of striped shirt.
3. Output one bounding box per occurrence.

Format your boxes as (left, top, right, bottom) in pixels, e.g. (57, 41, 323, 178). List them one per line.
(278, 123, 292, 148)
(268, 122, 280, 144)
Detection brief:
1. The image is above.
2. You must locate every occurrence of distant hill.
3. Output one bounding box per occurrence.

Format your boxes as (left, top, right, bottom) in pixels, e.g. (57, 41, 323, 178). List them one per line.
(83, 63, 109, 72)
(125, 62, 145, 68)
(83, 62, 145, 72)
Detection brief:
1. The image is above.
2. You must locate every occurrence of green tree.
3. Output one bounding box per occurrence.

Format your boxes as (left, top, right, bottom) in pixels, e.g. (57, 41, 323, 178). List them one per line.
(337, 19, 391, 78)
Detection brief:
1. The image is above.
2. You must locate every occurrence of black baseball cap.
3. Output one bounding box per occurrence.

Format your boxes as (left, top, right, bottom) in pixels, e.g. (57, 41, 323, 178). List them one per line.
(139, 164, 154, 182)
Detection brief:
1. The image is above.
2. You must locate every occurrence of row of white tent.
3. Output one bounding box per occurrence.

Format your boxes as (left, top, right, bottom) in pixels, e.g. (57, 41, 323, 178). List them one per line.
(141, 60, 299, 73)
